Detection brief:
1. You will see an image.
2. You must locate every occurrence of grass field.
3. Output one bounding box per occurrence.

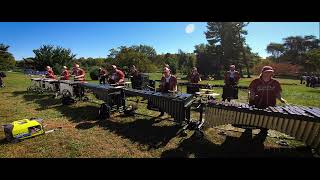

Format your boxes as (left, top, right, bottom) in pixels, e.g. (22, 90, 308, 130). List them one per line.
(0, 72, 319, 158)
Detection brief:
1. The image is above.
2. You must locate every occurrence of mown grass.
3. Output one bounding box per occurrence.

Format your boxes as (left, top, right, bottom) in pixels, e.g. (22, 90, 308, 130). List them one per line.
(0, 72, 318, 158)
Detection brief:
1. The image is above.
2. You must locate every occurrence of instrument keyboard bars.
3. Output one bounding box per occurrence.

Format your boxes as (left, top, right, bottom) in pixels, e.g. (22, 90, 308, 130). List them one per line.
(204, 102, 320, 153)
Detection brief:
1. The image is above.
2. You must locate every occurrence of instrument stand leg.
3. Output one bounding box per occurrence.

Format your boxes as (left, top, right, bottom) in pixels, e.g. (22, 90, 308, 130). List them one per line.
(176, 103, 205, 138)
(253, 128, 269, 144)
(239, 128, 253, 141)
(158, 109, 165, 117)
(98, 103, 111, 120)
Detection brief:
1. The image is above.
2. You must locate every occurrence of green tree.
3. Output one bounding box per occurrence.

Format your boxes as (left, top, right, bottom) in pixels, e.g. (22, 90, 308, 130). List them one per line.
(177, 49, 197, 75)
(113, 47, 156, 73)
(305, 48, 320, 72)
(204, 22, 250, 77)
(194, 43, 222, 78)
(16, 57, 35, 69)
(131, 44, 157, 58)
(0, 44, 16, 71)
(32, 45, 76, 74)
(266, 43, 285, 62)
(266, 35, 320, 72)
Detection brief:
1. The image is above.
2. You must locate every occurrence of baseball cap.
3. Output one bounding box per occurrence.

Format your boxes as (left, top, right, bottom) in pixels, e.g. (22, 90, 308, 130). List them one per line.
(261, 66, 274, 73)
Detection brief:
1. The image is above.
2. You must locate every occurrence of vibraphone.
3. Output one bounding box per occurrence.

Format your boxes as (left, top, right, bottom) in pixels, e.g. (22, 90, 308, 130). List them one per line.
(28, 78, 44, 93)
(204, 101, 320, 153)
(59, 80, 88, 104)
(28, 78, 60, 94)
(124, 88, 195, 124)
(79, 83, 121, 101)
(42, 78, 60, 93)
(79, 83, 127, 119)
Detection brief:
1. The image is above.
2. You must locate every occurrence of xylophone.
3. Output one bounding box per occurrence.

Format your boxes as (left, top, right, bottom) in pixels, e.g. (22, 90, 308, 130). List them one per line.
(204, 101, 320, 153)
(124, 88, 195, 123)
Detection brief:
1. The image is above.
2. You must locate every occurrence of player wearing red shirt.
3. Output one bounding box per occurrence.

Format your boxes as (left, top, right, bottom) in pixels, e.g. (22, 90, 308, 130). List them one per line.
(249, 66, 286, 108)
(60, 66, 70, 80)
(73, 64, 86, 82)
(247, 66, 287, 142)
(109, 65, 125, 85)
(46, 66, 56, 79)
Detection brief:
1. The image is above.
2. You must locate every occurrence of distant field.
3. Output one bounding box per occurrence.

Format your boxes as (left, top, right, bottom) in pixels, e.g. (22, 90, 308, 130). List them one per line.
(0, 72, 319, 158)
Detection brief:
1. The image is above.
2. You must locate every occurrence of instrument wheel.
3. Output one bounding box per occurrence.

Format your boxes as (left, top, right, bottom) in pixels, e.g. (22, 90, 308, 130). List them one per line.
(62, 97, 75, 105)
(192, 130, 204, 139)
(62, 89, 71, 98)
(83, 96, 89, 102)
(124, 106, 135, 116)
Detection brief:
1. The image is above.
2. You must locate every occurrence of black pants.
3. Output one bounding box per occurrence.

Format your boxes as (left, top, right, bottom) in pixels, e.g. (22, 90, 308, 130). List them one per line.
(99, 76, 106, 84)
(306, 80, 310, 87)
(222, 85, 238, 101)
(187, 86, 199, 94)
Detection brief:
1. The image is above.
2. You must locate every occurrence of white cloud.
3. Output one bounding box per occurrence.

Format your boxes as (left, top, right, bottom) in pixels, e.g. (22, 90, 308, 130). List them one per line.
(185, 24, 195, 34)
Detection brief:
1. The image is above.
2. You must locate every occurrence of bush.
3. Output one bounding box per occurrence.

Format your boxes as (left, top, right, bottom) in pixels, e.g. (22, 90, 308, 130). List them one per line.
(252, 61, 302, 77)
(90, 66, 100, 80)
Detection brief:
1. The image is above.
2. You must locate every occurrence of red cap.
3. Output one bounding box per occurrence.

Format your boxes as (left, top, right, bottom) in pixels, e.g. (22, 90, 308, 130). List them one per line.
(261, 66, 274, 73)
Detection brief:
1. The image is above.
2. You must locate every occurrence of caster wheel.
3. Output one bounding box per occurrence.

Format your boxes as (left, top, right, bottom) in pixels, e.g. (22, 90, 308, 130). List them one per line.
(180, 131, 188, 137)
(62, 97, 75, 105)
(192, 130, 204, 139)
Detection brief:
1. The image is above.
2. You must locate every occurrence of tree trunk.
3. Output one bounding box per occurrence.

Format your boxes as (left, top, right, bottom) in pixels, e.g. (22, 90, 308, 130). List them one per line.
(239, 67, 244, 78)
(240, 41, 251, 78)
(246, 65, 251, 78)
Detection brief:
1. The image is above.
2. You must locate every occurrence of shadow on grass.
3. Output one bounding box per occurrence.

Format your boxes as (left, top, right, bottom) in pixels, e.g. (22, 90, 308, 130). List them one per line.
(55, 105, 99, 123)
(75, 117, 180, 150)
(12, 90, 100, 123)
(11, 90, 27, 96)
(11, 90, 52, 103)
(161, 130, 314, 158)
(0, 138, 11, 146)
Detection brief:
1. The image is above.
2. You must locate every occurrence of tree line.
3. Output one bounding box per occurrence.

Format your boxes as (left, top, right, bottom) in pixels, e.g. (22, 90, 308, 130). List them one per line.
(266, 35, 320, 73)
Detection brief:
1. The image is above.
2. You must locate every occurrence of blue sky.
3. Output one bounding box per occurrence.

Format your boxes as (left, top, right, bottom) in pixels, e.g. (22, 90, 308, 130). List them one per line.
(0, 22, 319, 60)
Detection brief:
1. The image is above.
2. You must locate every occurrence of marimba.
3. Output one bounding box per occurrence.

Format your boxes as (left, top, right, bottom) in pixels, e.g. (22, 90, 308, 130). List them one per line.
(204, 101, 320, 153)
